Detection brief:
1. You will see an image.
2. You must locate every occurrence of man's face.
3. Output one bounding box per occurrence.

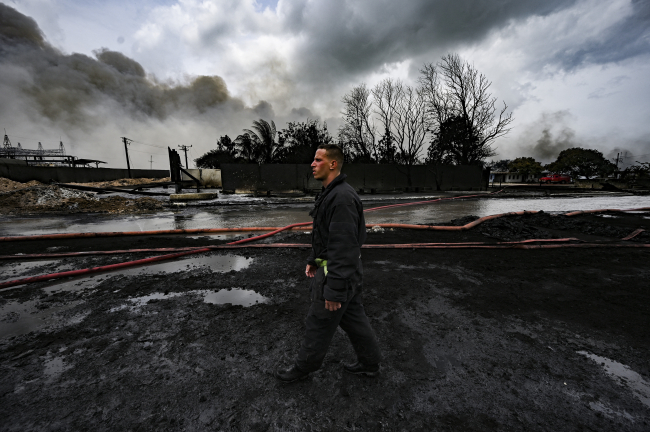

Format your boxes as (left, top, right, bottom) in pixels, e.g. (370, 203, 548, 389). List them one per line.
(311, 149, 332, 181)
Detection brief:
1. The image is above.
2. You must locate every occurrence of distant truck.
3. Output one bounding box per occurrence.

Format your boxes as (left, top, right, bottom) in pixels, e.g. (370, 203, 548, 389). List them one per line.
(539, 174, 572, 184)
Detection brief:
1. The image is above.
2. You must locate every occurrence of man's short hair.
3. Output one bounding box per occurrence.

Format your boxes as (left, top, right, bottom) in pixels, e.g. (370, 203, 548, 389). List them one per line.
(318, 144, 344, 167)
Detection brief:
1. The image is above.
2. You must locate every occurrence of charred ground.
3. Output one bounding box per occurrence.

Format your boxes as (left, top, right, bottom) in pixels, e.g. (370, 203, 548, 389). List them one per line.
(0, 211, 649, 431)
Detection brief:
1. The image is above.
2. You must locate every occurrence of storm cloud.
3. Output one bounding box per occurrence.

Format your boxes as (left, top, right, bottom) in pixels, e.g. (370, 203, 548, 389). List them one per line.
(2, 0, 649, 167)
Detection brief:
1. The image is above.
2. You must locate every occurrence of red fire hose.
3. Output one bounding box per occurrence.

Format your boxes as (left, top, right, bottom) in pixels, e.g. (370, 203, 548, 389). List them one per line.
(0, 206, 648, 290)
(0, 222, 311, 289)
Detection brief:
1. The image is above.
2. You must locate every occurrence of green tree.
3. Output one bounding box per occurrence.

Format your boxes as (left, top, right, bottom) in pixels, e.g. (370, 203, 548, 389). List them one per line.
(279, 119, 333, 163)
(546, 147, 616, 179)
(215, 135, 236, 154)
(425, 114, 490, 165)
(377, 127, 397, 163)
(485, 159, 511, 172)
(621, 161, 650, 179)
(195, 135, 243, 168)
(508, 157, 544, 180)
(195, 149, 240, 169)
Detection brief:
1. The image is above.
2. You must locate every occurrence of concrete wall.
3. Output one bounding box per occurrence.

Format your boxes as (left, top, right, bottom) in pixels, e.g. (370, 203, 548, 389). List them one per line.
(221, 163, 487, 192)
(181, 169, 222, 187)
(0, 161, 168, 183)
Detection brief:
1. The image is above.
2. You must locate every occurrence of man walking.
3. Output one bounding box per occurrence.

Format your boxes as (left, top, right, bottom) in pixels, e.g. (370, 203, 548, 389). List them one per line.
(275, 144, 382, 382)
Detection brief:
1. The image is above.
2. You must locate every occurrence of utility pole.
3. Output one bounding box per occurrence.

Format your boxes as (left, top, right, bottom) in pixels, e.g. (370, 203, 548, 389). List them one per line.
(178, 145, 192, 169)
(121, 137, 132, 178)
(149, 155, 153, 170)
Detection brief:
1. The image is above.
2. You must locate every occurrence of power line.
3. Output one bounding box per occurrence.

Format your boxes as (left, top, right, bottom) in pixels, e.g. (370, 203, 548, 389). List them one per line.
(129, 139, 167, 149)
(129, 149, 166, 155)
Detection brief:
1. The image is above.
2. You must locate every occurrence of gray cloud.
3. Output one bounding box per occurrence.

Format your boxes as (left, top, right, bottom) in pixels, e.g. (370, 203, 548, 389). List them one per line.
(551, 0, 650, 70)
(281, 0, 579, 84)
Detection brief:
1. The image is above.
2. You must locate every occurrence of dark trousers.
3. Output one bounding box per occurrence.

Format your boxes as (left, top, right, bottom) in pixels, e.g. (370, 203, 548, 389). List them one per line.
(295, 268, 381, 372)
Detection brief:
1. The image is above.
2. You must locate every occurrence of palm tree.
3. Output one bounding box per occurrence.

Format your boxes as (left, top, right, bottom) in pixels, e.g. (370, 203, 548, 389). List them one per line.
(234, 132, 256, 163)
(243, 119, 284, 163)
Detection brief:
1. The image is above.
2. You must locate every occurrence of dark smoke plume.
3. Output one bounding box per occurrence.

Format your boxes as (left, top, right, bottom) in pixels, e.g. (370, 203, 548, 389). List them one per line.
(0, 3, 264, 167)
(520, 111, 582, 162)
(0, 3, 237, 125)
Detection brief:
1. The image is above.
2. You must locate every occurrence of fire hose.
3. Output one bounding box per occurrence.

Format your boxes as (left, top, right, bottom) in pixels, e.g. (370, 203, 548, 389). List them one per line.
(0, 205, 648, 290)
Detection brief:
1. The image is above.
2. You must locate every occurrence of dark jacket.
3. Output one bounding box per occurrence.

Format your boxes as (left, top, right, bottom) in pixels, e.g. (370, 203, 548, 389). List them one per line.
(307, 173, 366, 302)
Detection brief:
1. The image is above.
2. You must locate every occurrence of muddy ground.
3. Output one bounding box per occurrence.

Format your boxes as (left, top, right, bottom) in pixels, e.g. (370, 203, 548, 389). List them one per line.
(0, 211, 649, 431)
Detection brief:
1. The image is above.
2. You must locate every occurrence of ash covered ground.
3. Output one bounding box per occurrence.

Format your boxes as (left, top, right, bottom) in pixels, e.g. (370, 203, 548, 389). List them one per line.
(0, 211, 649, 431)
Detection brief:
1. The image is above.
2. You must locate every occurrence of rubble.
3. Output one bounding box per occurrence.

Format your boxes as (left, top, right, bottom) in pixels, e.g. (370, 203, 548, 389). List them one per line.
(0, 180, 163, 214)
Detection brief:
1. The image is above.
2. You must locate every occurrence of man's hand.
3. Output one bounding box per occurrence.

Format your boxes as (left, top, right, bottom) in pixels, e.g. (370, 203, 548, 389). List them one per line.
(325, 300, 341, 311)
(305, 264, 317, 277)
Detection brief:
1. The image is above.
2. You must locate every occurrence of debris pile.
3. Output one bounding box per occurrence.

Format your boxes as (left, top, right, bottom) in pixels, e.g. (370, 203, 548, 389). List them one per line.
(0, 180, 163, 214)
(68, 177, 170, 188)
(0, 178, 43, 192)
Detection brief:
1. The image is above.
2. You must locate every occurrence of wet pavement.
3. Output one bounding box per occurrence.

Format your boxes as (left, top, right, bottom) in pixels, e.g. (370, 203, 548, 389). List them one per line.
(0, 193, 647, 236)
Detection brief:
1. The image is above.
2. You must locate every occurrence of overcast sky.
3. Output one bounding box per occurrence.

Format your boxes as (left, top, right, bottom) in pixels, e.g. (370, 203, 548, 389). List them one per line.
(1, 0, 649, 169)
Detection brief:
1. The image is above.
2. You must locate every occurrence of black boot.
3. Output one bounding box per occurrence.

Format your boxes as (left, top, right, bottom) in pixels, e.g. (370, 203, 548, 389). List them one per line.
(343, 361, 380, 377)
(275, 365, 310, 382)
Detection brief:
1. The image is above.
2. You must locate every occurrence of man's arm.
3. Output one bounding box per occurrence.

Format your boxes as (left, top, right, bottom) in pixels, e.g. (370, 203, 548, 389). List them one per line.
(322, 203, 361, 303)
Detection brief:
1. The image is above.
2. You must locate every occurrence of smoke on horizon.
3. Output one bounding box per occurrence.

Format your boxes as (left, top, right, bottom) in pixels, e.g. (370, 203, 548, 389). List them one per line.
(0, 3, 296, 169)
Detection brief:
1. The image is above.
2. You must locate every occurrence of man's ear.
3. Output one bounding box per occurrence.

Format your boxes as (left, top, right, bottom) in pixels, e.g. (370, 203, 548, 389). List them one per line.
(330, 159, 337, 170)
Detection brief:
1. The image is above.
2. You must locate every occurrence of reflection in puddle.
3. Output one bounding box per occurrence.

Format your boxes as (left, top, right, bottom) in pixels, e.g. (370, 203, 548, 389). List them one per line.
(204, 288, 267, 306)
(123, 288, 269, 310)
(578, 351, 650, 408)
(112, 254, 252, 276)
(19, 254, 254, 295)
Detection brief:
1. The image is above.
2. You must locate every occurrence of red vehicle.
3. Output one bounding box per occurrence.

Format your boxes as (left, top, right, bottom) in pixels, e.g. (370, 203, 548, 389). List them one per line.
(539, 174, 572, 184)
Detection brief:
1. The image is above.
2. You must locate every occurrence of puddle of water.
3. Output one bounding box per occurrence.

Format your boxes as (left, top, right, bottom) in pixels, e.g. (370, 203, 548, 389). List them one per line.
(0, 299, 81, 339)
(116, 254, 253, 277)
(578, 351, 650, 408)
(2, 254, 253, 295)
(118, 288, 269, 311)
(204, 288, 268, 306)
(129, 291, 186, 307)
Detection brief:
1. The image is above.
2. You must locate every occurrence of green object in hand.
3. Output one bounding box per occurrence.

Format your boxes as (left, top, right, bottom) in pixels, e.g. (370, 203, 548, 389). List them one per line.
(315, 258, 328, 276)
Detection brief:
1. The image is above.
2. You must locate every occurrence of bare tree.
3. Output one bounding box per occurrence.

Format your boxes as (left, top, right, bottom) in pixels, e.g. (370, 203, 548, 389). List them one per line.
(420, 54, 513, 165)
(371, 79, 429, 184)
(372, 79, 402, 163)
(339, 84, 377, 162)
(393, 85, 429, 166)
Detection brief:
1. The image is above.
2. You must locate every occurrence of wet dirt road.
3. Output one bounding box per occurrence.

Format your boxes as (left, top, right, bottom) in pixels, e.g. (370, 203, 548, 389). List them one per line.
(0, 210, 649, 431)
